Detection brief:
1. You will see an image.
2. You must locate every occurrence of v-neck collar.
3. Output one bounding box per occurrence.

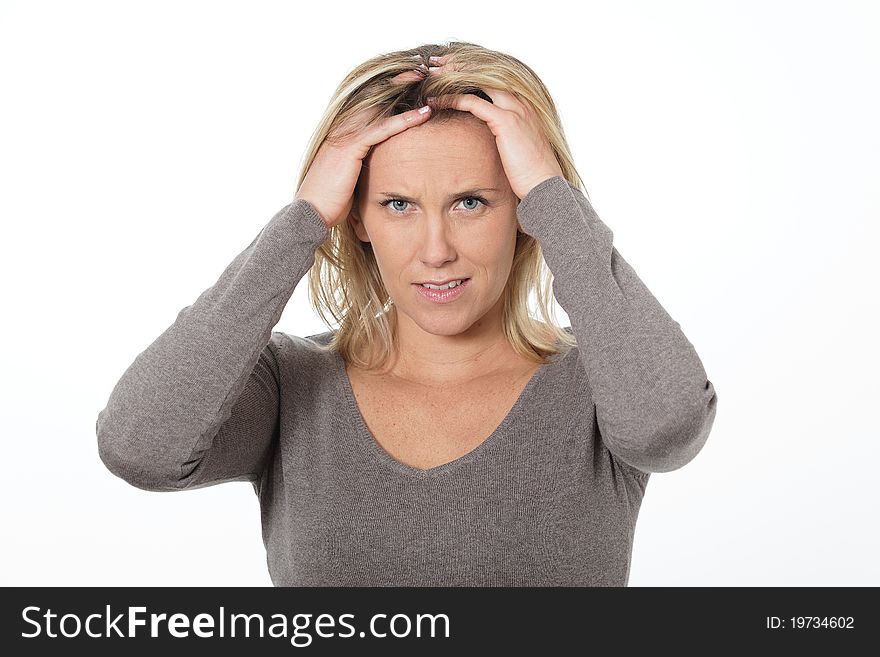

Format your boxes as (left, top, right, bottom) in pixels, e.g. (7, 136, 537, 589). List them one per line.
(334, 349, 555, 480)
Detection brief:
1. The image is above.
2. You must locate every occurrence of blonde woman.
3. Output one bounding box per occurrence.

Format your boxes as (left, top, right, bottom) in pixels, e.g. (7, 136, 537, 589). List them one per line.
(96, 41, 718, 586)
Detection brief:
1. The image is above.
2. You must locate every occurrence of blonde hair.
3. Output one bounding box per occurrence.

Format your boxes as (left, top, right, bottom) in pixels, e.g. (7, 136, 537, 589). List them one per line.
(299, 40, 583, 371)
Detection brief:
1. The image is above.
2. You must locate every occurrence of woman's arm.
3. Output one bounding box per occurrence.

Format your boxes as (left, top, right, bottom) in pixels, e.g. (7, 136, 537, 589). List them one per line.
(516, 175, 718, 474)
(95, 200, 329, 491)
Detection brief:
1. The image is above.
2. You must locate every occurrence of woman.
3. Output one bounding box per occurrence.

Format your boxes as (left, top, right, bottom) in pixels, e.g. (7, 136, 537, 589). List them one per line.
(96, 41, 718, 586)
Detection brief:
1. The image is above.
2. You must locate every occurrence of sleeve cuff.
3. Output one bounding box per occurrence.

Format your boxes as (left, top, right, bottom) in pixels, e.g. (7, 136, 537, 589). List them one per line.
(282, 198, 330, 247)
(516, 175, 576, 225)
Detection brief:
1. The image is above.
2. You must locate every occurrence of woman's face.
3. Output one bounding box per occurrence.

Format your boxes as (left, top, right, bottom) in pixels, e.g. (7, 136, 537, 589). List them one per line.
(351, 114, 519, 337)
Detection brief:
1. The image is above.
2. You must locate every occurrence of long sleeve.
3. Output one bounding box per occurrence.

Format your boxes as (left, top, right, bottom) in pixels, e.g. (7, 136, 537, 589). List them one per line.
(516, 175, 717, 474)
(95, 199, 329, 491)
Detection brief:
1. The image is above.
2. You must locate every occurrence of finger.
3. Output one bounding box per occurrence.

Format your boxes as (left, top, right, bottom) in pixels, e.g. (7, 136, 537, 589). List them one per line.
(427, 56, 447, 72)
(427, 92, 510, 129)
(427, 55, 461, 73)
(471, 86, 526, 113)
(361, 105, 432, 148)
(390, 69, 425, 84)
(432, 87, 528, 119)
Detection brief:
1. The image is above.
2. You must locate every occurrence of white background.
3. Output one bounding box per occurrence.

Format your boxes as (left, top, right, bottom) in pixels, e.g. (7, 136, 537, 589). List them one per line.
(1, 0, 877, 586)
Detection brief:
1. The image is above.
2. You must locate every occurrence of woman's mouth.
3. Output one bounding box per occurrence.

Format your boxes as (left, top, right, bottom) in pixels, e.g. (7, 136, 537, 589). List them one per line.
(412, 278, 471, 303)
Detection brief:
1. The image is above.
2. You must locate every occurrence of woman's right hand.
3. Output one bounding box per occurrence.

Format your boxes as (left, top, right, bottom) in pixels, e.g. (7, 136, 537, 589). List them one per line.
(294, 103, 433, 229)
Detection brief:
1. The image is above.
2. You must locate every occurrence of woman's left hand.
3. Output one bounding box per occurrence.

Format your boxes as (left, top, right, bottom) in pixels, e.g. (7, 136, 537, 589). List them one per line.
(424, 56, 564, 201)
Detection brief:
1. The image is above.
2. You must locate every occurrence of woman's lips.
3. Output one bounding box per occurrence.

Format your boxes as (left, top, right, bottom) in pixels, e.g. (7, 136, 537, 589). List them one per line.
(413, 278, 471, 303)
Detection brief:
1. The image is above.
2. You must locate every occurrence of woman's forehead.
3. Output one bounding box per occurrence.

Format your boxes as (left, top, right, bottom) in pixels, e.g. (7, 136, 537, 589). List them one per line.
(366, 120, 500, 174)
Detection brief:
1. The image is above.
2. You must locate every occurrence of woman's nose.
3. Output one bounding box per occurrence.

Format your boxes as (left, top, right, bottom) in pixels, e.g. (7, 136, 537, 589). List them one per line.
(416, 220, 459, 261)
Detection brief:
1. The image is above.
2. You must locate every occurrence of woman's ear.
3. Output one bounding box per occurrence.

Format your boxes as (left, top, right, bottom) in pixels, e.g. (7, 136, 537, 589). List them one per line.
(349, 205, 371, 243)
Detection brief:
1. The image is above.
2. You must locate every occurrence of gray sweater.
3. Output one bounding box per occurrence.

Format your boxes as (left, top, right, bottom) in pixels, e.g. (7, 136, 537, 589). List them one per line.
(96, 175, 717, 586)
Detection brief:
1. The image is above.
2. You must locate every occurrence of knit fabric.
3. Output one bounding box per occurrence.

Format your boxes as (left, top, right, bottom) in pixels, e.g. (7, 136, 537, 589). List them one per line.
(96, 175, 718, 586)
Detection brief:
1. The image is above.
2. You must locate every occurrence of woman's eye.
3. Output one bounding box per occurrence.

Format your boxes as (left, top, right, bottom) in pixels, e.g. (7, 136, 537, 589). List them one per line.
(377, 199, 410, 212)
(379, 196, 487, 214)
(459, 197, 484, 211)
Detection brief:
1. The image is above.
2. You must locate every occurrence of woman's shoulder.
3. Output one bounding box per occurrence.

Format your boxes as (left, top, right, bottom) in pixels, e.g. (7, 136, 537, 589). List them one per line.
(266, 328, 340, 369)
(544, 325, 579, 364)
(303, 328, 338, 347)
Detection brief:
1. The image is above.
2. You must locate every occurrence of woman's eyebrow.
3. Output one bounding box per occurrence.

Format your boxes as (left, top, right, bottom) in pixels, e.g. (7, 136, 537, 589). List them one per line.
(377, 188, 500, 202)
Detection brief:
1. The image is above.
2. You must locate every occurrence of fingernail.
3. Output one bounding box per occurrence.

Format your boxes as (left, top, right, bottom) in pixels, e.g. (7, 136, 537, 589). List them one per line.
(418, 105, 431, 114)
(429, 55, 443, 62)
